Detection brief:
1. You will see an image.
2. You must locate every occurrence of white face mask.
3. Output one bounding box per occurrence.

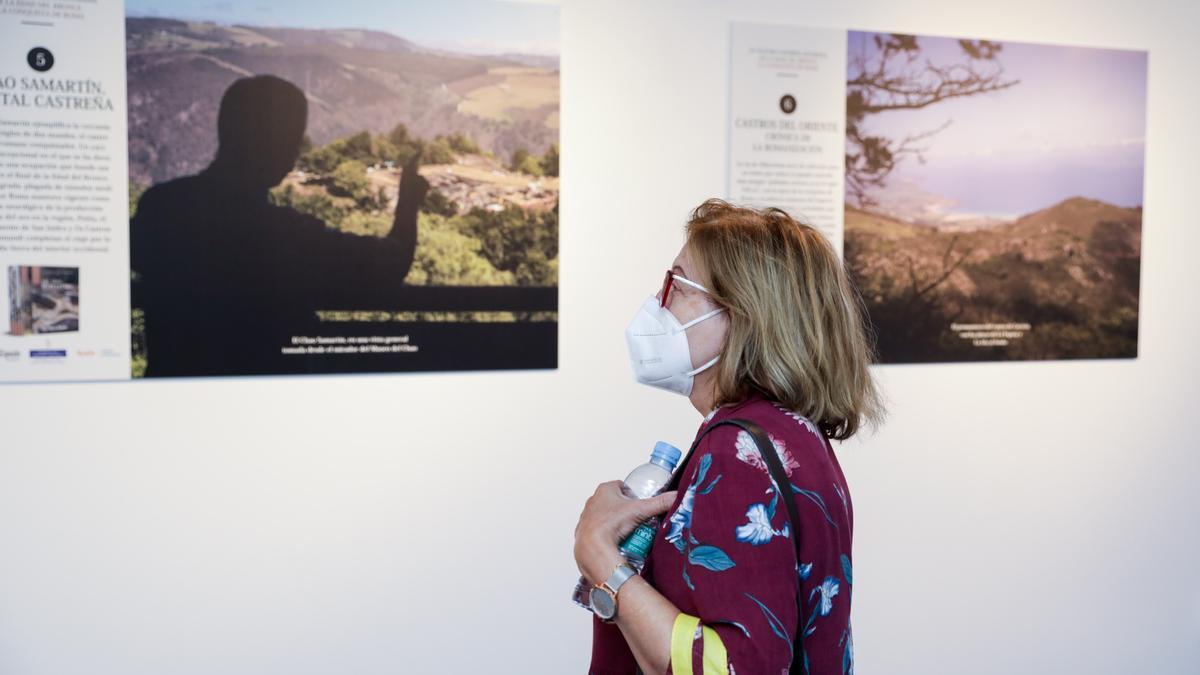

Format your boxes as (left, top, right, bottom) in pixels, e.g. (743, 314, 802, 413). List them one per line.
(625, 277, 725, 396)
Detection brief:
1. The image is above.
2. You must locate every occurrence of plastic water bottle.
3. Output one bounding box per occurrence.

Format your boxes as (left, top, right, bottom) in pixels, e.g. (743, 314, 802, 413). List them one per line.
(572, 441, 683, 611)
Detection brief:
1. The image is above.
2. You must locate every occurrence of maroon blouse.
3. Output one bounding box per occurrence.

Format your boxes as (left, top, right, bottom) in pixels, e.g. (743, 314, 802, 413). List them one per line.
(589, 394, 855, 675)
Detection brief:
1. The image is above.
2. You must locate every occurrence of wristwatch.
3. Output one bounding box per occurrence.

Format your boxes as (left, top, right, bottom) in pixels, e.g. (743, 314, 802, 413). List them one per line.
(589, 562, 638, 623)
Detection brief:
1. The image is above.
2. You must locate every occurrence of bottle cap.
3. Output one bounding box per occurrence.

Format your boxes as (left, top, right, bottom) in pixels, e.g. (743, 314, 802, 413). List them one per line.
(651, 441, 683, 470)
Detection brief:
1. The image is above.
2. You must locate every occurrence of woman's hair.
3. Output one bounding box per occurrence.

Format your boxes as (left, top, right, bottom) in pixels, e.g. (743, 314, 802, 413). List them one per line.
(686, 199, 884, 440)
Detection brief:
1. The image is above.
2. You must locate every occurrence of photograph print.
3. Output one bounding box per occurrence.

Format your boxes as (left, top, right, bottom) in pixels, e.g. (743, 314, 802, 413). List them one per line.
(843, 31, 1146, 363)
(125, 0, 559, 377)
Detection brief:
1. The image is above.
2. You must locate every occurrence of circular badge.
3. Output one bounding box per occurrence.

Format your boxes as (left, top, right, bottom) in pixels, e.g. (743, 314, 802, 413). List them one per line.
(779, 94, 797, 114)
(27, 47, 54, 72)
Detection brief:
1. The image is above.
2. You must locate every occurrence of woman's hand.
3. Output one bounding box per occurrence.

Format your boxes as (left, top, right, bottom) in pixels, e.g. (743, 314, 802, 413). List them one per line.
(574, 481, 678, 586)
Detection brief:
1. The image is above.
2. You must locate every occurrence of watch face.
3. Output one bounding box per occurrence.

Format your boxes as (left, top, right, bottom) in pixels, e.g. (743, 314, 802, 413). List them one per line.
(590, 586, 616, 619)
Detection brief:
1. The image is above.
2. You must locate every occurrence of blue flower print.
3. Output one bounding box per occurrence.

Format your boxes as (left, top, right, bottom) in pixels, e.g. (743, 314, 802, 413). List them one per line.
(664, 482, 695, 552)
(814, 575, 840, 616)
(665, 453, 722, 551)
(803, 575, 841, 637)
(839, 621, 854, 675)
(838, 557, 854, 674)
(662, 454, 733, 588)
(798, 561, 813, 581)
(734, 501, 790, 545)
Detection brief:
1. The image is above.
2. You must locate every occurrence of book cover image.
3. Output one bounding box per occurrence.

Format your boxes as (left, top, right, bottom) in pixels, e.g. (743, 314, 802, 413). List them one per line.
(6, 266, 80, 335)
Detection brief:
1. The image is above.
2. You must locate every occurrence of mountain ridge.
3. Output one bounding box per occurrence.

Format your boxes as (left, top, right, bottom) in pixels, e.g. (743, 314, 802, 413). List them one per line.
(845, 194, 1141, 362)
(126, 17, 558, 186)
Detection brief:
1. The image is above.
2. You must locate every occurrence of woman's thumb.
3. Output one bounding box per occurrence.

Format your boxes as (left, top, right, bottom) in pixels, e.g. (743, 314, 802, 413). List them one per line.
(641, 490, 678, 517)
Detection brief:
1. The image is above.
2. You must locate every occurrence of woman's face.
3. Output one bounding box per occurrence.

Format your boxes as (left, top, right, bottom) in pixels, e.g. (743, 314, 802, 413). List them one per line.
(659, 245, 729, 370)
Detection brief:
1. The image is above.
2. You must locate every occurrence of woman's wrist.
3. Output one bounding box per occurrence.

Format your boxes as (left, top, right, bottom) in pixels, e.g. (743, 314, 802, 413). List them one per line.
(612, 574, 677, 675)
(582, 541, 627, 586)
(611, 574, 650, 622)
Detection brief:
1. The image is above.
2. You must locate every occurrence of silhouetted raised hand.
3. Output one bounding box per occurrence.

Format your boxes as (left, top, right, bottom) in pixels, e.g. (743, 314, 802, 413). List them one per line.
(130, 74, 443, 377)
(389, 150, 429, 282)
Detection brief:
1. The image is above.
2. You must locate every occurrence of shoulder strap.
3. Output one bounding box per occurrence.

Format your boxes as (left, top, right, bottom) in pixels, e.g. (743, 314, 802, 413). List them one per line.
(669, 417, 806, 673)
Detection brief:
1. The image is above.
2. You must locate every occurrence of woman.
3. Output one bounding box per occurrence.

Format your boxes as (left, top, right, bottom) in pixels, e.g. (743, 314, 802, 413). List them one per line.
(575, 199, 883, 675)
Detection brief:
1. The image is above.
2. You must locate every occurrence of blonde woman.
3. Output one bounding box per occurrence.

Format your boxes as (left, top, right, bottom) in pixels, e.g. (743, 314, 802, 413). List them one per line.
(575, 200, 883, 674)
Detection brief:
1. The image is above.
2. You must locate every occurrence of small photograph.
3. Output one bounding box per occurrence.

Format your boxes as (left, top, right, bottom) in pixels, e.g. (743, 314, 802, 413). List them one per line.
(844, 31, 1146, 363)
(7, 266, 81, 335)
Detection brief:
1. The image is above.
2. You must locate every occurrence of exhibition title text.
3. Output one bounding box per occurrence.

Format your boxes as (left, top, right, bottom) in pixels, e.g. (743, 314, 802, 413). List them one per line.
(735, 118, 838, 153)
(0, 76, 115, 111)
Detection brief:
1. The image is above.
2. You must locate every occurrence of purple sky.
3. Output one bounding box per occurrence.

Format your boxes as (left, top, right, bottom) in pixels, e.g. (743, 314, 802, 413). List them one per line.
(848, 31, 1147, 218)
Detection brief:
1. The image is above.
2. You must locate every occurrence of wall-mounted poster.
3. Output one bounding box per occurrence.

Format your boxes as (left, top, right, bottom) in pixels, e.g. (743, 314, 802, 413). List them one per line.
(0, 1, 130, 381)
(844, 31, 1145, 363)
(0, 0, 558, 383)
(731, 23, 1146, 364)
(728, 23, 846, 254)
(126, 0, 560, 377)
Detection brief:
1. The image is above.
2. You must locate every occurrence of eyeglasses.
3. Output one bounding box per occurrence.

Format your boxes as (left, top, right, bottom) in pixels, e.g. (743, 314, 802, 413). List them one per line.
(659, 270, 711, 307)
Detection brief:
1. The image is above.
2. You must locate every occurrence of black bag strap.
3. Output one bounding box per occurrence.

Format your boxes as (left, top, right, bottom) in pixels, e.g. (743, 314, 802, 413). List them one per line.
(669, 417, 806, 673)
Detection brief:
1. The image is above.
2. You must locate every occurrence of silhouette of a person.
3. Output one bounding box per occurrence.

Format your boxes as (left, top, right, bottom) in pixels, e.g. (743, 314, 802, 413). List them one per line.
(131, 74, 428, 377)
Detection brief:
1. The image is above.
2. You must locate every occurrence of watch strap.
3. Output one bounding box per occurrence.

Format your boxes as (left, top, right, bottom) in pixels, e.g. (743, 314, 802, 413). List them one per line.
(603, 562, 637, 595)
(593, 562, 637, 622)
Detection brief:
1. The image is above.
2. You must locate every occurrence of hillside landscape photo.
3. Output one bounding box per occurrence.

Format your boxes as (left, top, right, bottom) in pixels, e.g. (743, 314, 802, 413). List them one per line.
(843, 31, 1146, 363)
(124, 0, 560, 377)
(126, 11, 559, 291)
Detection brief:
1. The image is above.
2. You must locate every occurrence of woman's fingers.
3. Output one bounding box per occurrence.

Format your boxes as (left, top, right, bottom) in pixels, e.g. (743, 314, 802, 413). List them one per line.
(624, 490, 677, 527)
(645, 490, 678, 516)
(610, 489, 675, 534)
(595, 480, 622, 496)
(576, 483, 680, 582)
(581, 482, 677, 539)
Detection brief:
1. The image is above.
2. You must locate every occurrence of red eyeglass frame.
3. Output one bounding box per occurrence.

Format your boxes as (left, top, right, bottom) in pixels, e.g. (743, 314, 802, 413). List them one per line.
(659, 269, 677, 308)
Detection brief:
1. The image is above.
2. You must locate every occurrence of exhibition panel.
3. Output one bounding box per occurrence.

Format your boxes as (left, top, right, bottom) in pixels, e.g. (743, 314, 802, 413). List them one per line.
(2, 0, 560, 380)
(730, 23, 1146, 363)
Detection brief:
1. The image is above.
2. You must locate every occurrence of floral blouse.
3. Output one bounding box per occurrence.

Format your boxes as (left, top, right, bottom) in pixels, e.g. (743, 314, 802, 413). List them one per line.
(590, 394, 854, 675)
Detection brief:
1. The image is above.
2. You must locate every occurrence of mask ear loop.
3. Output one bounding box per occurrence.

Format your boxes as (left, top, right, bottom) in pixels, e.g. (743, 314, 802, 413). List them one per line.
(684, 354, 720, 377)
(678, 306, 724, 376)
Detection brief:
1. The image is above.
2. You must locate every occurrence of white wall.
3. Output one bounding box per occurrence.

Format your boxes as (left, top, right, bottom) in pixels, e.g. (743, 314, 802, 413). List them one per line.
(3, 0, 1198, 672)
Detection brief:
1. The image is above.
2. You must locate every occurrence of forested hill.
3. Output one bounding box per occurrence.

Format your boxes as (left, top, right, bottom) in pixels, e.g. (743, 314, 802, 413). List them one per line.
(845, 196, 1142, 361)
(126, 17, 559, 186)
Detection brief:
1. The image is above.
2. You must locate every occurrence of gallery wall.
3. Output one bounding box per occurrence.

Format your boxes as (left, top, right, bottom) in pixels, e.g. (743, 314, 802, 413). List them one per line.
(2, 0, 1198, 673)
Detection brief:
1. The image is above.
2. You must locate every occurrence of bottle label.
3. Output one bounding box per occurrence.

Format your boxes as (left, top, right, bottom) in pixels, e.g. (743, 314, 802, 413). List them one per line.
(619, 522, 657, 559)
